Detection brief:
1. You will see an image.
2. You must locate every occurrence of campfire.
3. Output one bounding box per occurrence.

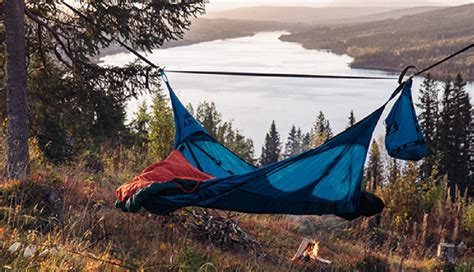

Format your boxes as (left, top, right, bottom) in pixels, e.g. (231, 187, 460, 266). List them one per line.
(292, 238, 332, 265)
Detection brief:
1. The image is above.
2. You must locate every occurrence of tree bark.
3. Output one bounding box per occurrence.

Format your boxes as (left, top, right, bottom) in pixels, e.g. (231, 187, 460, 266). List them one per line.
(5, 0, 29, 179)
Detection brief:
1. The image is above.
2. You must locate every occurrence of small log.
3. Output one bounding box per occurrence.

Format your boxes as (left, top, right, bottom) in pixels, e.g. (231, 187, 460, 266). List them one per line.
(292, 238, 312, 261)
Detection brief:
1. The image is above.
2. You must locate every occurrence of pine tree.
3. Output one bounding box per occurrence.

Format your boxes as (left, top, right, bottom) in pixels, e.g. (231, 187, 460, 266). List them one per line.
(218, 121, 256, 164)
(387, 158, 400, 185)
(311, 111, 333, 147)
(365, 140, 384, 191)
(450, 74, 472, 196)
(301, 132, 312, 151)
(196, 101, 222, 139)
(284, 125, 302, 159)
(416, 73, 439, 178)
(438, 74, 472, 199)
(468, 109, 474, 195)
(438, 78, 454, 177)
(260, 121, 281, 166)
(149, 91, 174, 162)
(130, 101, 151, 155)
(195, 101, 255, 163)
(3, 1, 204, 175)
(347, 110, 356, 128)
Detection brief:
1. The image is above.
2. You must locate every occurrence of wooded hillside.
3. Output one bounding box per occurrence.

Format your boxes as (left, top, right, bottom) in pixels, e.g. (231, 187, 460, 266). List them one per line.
(280, 4, 474, 80)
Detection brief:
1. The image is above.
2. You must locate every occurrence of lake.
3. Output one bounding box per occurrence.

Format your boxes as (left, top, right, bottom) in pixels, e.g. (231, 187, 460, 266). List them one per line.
(101, 31, 474, 151)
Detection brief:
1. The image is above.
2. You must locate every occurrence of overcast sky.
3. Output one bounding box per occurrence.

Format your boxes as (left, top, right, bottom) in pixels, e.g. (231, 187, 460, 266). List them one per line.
(206, 0, 474, 11)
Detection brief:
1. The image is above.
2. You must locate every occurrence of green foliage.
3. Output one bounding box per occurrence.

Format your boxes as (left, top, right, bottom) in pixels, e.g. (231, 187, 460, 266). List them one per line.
(26, 59, 131, 162)
(310, 111, 332, 147)
(382, 162, 421, 232)
(438, 74, 471, 198)
(365, 140, 384, 191)
(260, 121, 281, 166)
(347, 109, 356, 128)
(417, 73, 439, 178)
(301, 132, 312, 151)
(129, 101, 151, 155)
(195, 101, 255, 164)
(0, 1, 205, 162)
(463, 203, 474, 234)
(280, 5, 474, 80)
(284, 125, 302, 159)
(175, 246, 209, 271)
(148, 91, 174, 162)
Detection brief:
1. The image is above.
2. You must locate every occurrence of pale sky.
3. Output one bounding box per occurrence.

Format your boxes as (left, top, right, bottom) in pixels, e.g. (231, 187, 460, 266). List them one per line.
(206, 0, 474, 11)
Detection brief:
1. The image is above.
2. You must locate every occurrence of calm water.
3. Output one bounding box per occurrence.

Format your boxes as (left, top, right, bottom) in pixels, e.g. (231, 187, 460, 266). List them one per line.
(101, 32, 473, 150)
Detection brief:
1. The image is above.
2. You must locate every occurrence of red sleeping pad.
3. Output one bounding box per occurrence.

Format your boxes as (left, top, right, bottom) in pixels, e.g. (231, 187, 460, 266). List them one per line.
(116, 150, 214, 202)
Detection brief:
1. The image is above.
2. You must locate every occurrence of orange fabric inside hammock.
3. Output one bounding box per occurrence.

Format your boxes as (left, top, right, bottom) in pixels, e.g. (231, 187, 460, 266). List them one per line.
(116, 150, 214, 202)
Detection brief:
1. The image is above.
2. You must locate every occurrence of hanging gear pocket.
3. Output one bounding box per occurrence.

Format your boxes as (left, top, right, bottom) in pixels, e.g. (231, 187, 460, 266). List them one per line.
(385, 79, 427, 161)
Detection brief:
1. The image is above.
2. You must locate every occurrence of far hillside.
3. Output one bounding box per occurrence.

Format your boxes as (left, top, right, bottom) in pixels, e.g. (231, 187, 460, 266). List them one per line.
(280, 4, 474, 80)
(204, 6, 443, 25)
(98, 18, 303, 57)
(163, 18, 303, 48)
(335, 6, 443, 25)
(204, 6, 397, 24)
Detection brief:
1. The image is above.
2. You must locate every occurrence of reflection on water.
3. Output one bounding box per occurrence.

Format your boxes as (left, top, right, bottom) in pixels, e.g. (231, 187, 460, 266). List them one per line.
(101, 32, 473, 150)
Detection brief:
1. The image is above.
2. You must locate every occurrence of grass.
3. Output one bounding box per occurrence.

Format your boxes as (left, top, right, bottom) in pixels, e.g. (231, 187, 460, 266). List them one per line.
(0, 158, 472, 271)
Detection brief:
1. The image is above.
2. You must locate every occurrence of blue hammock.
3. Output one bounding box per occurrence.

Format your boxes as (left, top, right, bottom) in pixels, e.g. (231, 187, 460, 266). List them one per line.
(116, 76, 425, 217)
(167, 80, 256, 178)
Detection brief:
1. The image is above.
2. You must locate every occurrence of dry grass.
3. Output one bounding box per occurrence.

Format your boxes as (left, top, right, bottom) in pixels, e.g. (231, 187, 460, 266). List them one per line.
(0, 143, 472, 271)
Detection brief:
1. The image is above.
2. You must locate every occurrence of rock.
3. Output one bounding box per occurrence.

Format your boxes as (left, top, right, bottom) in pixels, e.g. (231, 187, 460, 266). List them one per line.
(456, 241, 467, 255)
(23, 245, 37, 258)
(297, 219, 317, 234)
(8, 242, 21, 253)
(437, 242, 456, 264)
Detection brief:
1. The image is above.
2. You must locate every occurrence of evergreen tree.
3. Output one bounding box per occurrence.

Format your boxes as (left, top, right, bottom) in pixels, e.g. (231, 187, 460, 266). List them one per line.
(438, 78, 454, 177)
(311, 111, 333, 147)
(130, 102, 151, 155)
(347, 109, 356, 128)
(438, 74, 472, 198)
(260, 121, 281, 166)
(387, 158, 400, 185)
(296, 128, 303, 150)
(195, 101, 255, 163)
(218, 121, 256, 164)
(365, 140, 384, 191)
(149, 91, 174, 161)
(301, 132, 312, 152)
(196, 101, 222, 139)
(450, 74, 472, 196)
(416, 73, 439, 178)
(284, 125, 302, 159)
(2, 1, 204, 174)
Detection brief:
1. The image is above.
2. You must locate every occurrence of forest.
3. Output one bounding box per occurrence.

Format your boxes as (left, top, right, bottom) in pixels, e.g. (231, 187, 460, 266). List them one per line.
(280, 4, 474, 81)
(0, 1, 473, 271)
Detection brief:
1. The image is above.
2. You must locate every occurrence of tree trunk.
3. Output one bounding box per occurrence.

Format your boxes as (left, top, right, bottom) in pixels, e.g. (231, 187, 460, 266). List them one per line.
(5, 0, 29, 179)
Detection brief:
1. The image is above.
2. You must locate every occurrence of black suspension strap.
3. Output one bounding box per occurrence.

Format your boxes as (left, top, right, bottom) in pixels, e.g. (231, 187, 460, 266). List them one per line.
(164, 70, 395, 80)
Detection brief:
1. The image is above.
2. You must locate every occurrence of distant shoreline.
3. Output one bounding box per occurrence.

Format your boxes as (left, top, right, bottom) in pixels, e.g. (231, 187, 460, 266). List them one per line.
(100, 30, 474, 83)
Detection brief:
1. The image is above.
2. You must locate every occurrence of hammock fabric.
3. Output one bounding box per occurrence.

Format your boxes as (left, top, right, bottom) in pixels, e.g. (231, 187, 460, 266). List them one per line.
(115, 77, 424, 218)
(385, 78, 427, 161)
